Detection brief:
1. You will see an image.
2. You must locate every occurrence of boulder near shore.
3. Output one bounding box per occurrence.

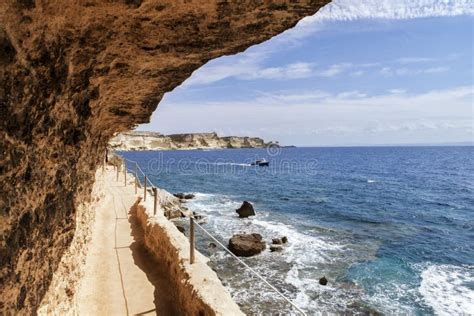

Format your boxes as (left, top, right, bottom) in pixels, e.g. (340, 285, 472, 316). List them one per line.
(236, 201, 256, 218)
(174, 193, 195, 200)
(228, 233, 266, 257)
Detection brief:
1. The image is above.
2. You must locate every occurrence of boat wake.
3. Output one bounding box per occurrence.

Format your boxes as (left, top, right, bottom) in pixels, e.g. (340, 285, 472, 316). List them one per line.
(190, 161, 251, 167)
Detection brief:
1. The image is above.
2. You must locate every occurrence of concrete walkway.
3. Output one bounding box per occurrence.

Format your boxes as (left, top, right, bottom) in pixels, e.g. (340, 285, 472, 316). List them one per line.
(76, 167, 178, 315)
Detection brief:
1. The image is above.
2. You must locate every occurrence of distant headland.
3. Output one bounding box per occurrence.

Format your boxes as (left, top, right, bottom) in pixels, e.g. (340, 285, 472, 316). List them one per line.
(109, 131, 289, 151)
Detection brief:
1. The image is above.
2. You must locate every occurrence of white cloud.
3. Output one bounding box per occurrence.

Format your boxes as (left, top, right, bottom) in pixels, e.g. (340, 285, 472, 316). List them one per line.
(424, 67, 450, 74)
(184, 53, 455, 86)
(281, 0, 473, 41)
(316, 63, 352, 77)
(143, 86, 473, 145)
(256, 90, 330, 102)
(380, 66, 450, 76)
(396, 57, 438, 64)
(388, 89, 406, 94)
(181, 0, 470, 87)
(183, 62, 252, 86)
(185, 61, 382, 86)
(183, 57, 314, 86)
(316, 0, 474, 21)
(336, 91, 368, 99)
(143, 1, 473, 145)
(247, 62, 314, 80)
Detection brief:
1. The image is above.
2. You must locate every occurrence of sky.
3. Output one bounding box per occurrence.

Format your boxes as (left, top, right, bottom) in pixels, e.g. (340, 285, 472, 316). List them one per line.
(138, 0, 474, 146)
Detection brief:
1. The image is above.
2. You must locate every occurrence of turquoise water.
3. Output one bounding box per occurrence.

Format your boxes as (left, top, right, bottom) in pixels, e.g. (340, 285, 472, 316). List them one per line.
(121, 146, 474, 315)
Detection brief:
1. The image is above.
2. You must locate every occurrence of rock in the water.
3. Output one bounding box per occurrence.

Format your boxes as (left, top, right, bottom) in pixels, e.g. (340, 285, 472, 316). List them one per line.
(319, 276, 328, 286)
(270, 245, 283, 252)
(228, 233, 266, 257)
(174, 193, 195, 200)
(236, 201, 255, 218)
(176, 225, 185, 234)
(272, 238, 282, 245)
(281, 236, 288, 244)
(208, 242, 217, 249)
(174, 193, 185, 199)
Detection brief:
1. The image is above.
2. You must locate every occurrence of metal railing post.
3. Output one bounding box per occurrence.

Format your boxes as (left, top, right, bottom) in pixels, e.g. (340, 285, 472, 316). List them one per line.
(134, 163, 138, 194)
(124, 161, 127, 186)
(153, 187, 157, 215)
(144, 175, 147, 201)
(190, 217, 195, 264)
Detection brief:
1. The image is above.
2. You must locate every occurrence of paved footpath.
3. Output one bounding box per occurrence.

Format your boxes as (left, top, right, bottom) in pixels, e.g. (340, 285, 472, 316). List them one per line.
(76, 166, 177, 315)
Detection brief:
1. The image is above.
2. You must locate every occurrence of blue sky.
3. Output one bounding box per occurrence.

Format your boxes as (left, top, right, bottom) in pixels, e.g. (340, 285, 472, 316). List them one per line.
(139, 0, 474, 146)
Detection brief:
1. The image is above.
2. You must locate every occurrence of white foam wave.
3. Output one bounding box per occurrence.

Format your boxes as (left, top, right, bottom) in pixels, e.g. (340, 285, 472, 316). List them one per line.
(420, 264, 474, 315)
(192, 192, 216, 199)
(186, 191, 374, 313)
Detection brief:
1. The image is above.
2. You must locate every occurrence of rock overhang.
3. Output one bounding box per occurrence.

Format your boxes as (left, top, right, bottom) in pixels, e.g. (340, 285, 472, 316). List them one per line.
(0, 0, 331, 312)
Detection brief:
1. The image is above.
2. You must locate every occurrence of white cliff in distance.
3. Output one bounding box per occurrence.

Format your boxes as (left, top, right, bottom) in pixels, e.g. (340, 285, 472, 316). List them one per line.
(109, 131, 281, 151)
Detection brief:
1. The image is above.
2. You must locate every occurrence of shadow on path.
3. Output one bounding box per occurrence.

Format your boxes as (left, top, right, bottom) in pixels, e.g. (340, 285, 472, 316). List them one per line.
(128, 207, 180, 316)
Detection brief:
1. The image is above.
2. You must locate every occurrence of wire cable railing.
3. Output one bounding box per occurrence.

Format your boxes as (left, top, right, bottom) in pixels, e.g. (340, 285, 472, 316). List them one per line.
(113, 156, 306, 315)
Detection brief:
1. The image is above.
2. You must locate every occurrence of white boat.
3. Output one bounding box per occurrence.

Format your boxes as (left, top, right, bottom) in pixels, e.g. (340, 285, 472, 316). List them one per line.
(251, 159, 269, 166)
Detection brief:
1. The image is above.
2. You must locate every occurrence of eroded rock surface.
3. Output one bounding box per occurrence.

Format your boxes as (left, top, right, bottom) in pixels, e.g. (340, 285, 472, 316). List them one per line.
(228, 233, 266, 257)
(0, 0, 330, 312)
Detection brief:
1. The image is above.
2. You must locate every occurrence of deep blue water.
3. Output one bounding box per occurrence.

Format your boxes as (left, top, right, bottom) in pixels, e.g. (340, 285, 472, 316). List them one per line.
(121, 146, 474, 315)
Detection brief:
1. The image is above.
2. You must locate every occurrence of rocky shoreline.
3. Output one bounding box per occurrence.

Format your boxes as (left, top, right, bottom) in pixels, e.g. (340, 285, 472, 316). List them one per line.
(109, 131, 280, 151)
(173, 197, 290, 259)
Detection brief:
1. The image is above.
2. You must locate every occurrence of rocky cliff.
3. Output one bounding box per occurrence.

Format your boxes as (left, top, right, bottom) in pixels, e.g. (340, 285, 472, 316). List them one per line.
(110, 131, 276, 150)
(0, 0, 330, 312)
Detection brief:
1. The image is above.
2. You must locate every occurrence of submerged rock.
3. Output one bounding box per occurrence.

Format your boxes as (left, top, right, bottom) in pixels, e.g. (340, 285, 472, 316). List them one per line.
(272, 236, 287, 244)
(272, 238, 282, 245)
(174, 193, 195, 200)
(236, 201, 255, 218)
(319, 276, 328, 286)
(228, 233, 266, 257)
(270, 245, 283, 252)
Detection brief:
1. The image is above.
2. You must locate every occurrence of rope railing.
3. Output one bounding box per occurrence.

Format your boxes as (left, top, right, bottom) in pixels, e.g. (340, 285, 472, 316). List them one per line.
(113, 155, 306, 315)
(193, 220, 306, 315)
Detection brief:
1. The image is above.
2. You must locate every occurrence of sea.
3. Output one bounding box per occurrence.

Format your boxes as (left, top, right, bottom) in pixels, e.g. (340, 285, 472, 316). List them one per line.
(120, 146, 474, 315)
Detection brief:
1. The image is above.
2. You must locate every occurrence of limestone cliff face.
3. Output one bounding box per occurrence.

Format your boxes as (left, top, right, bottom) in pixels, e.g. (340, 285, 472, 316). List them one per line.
(110, 131, 274, 150)
(0, 0, 330, 312)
